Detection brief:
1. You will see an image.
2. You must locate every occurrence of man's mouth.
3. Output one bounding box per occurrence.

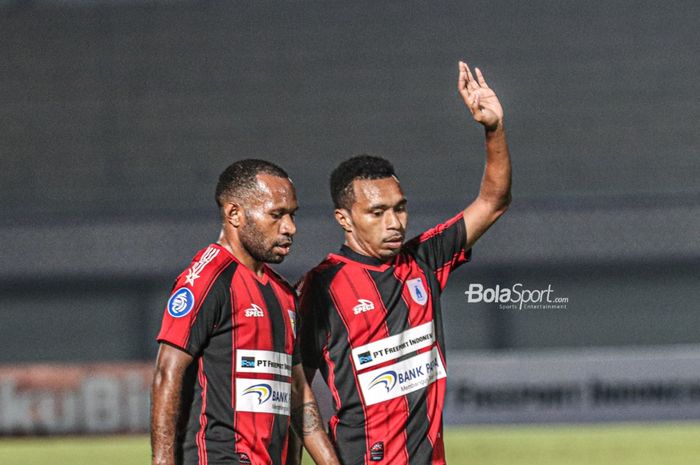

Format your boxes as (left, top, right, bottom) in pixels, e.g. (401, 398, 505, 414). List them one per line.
(383, 236, 404, 249)
(274, 240, 293, 254)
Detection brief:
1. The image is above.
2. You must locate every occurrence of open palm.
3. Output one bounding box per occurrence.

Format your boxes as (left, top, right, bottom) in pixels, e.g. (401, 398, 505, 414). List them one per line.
(458, 61, 503, 131)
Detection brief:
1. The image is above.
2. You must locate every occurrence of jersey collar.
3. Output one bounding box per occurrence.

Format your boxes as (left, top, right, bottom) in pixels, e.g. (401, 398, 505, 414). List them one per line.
(337, 244, 395, 270)
(213, 243, 270, 285)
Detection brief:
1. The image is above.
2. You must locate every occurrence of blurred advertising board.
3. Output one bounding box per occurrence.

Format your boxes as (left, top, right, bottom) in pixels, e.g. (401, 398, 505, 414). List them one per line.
(4, 346, 700, 435)
(0, 363, 152, 435)
(444, 346, 700, 424)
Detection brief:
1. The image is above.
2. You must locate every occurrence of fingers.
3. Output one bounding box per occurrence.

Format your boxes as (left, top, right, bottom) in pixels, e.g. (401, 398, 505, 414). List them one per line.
(475, 67, 489, 88)
(457, 61, 468, 92)
(464, 61, 476, 85)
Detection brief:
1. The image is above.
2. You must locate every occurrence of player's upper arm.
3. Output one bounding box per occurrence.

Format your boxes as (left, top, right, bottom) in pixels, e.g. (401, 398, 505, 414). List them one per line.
(462, 195, 509, 250)
(153, 343, 194, 387)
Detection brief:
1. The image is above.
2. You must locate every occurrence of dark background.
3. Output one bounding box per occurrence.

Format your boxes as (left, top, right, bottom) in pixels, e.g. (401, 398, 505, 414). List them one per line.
(1, 0, 698, 363)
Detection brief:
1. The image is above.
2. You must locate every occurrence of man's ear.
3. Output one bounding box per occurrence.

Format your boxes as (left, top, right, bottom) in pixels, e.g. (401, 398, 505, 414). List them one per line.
(223, 202, 243, 228)
(334, 208, 353, 233)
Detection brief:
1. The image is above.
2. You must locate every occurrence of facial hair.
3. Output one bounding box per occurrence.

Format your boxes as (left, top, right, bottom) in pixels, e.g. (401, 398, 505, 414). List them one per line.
(239, 216, 289, 264)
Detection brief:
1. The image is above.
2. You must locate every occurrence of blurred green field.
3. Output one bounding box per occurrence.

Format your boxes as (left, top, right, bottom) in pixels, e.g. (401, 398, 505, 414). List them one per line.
(1, 422, 700, 465)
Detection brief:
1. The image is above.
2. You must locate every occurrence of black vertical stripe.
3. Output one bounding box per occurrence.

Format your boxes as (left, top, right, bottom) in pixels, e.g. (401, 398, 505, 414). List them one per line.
(404, 389, 433, 465)
(202, 264, 237, 464)
(176, 262, 238, 465)
(260, 283, 287, 354)
(322, 266, 369, 465)
(368, 267, 433, 464)
(180, 363, 199, 465)
(260, 282, 288, 465)
(367, 269, 411, 336)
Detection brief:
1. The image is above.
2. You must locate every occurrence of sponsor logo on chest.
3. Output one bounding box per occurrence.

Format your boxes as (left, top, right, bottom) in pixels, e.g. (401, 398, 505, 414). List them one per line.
(236, 378, 291, 415)
(351, 321, 436, 369)
(237, 349, 292, 377)
(357, 347, 446, 406)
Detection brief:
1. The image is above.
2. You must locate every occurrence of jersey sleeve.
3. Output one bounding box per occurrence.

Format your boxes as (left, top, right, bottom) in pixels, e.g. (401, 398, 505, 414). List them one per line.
(156, 272, 225, 357)
(404, 212, 471, 290)
(297, 272, 328, 370)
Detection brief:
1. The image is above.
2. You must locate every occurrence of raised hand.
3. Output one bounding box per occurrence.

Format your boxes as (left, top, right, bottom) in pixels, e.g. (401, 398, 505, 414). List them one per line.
(458, 61, 504, 131)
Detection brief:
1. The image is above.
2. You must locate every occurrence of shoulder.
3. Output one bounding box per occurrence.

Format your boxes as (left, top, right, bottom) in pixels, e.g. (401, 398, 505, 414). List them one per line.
(172, 244, 235, 295)
(407, 212, 465, 247)
(297, 255, 346, 301)
(306, 255, 346, 285)
(163, 245, 234, 320)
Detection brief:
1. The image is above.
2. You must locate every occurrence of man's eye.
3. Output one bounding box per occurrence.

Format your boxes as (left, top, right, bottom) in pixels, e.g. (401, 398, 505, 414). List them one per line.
(372, 210, 383, 217)
(271, 213, 282, 220)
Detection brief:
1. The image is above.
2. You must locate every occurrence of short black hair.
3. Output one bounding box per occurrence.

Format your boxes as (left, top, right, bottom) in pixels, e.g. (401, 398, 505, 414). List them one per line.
(330, 155, 396, 209)
(215, 159, 289, 207)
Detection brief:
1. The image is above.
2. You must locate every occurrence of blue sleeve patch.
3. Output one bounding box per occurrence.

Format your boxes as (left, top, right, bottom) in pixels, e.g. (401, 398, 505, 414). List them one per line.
(167, 287, 196, 318)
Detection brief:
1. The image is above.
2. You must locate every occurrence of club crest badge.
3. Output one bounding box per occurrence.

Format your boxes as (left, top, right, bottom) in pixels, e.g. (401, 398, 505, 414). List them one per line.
(407, 278, 428, 305)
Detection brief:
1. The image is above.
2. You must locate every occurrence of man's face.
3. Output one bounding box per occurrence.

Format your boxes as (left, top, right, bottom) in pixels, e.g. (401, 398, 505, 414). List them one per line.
(341, 177, 408, 260)
(239, 174, 298, 264)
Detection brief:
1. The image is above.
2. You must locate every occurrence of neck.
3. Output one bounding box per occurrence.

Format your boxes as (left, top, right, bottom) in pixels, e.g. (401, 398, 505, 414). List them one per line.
(217, 229, 265, 276)
(344, 234, 391, 262)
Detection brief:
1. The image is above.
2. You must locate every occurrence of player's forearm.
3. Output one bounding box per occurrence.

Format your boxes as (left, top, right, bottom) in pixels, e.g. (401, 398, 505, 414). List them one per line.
(478, 123, 512, 211)
(303, 429, 340, 465)
(290, 399, 340, 465)
(150, 368, 182, 465)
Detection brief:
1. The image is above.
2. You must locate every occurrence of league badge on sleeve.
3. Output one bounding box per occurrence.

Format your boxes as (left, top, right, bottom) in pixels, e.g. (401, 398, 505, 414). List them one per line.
(407, 278, 428, 305)
(167, 287, 195, 318)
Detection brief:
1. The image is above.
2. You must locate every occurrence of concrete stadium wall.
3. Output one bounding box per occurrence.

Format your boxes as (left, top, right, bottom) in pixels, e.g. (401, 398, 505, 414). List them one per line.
(0, 1, 698, 363)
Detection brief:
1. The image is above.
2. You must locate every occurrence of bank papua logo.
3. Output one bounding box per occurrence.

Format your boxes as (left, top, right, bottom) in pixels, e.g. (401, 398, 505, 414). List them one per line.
(242, 383, 272, 404)
(241, 356, 256, 368)
(167, 288, 195, 318)
(368, 371, 397, 392)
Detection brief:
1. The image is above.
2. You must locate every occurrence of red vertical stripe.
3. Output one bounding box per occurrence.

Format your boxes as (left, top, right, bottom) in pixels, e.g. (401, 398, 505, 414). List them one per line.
(196, 357, 209, 465)
(230, 280, 239, 456)
(232, 271, 274, 462)
(323, 344, 342, 411)
(329, 266, 411, 464)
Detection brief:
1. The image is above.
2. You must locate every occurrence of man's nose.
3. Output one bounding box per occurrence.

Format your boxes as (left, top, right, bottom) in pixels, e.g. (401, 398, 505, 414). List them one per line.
(281, 214, 296, 236)
(385, 210, 401, 230)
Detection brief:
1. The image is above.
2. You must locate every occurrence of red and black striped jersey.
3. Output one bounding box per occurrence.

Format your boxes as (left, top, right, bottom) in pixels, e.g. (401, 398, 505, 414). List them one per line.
(157, 243, 300, 465)
(298, 213, 470, 465)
